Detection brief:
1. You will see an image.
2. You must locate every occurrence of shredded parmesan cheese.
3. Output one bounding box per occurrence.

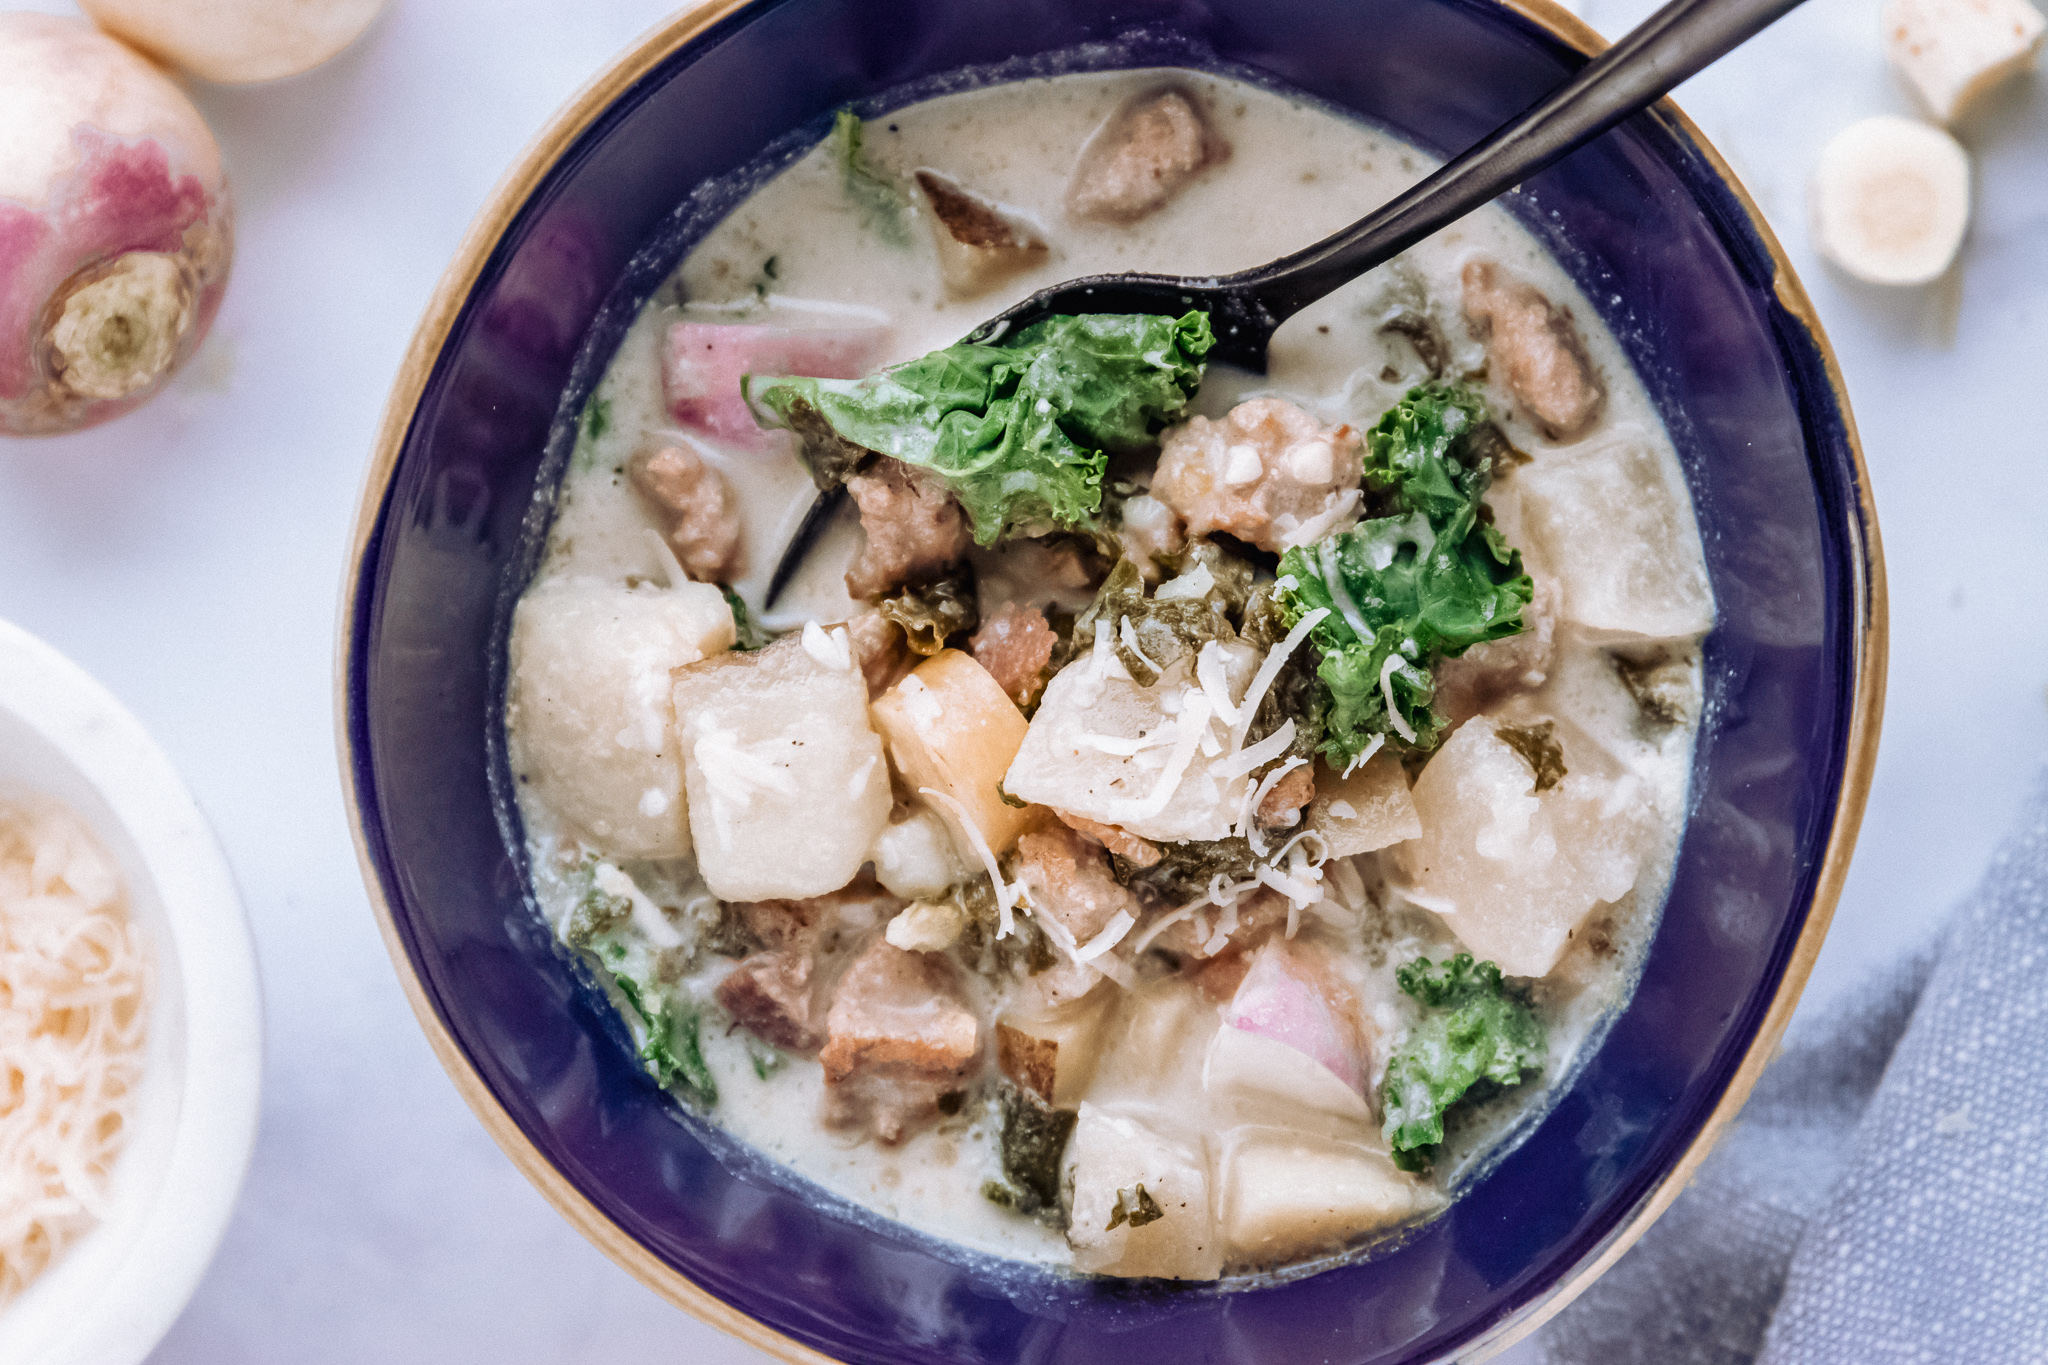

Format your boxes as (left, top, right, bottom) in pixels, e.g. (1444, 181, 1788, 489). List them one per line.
(1230, 608, 1327, 749)
(1118, 616, 1163, 676)
(1341, 732, 1386, 778)
(1379, 654, 1418, 743)
(0, 797, 148, 1304)
(1074, 910, 1136, 961)
(918, 787, 1020, 937)
(801, 620, 853, 672)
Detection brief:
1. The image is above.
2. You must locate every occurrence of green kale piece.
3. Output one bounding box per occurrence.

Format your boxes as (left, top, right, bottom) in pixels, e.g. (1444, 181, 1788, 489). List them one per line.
(990, 1085, 1079, 1221)
(1277, 383, 1533, 762)
(745, 311, 1213, 545)
(1496, 720, 1566, 792)
(721, 587, 771, 651)
(1381, 953, 1545, 1166)
(614, 975, 718, 1109)
(1072, 557, 1238, 686)
(878, 567, 980, 655)
(563, 864, 632, 949)
(1123, 835, 1257, 902)
(1240, 583, 1326, 763)
(1105, 1184, 1164, 1231)
(582, 394, 612, 441)
(831, 110, 911, 247)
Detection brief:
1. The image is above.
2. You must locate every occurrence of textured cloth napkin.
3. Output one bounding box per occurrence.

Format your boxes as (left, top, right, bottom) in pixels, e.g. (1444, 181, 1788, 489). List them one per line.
(1535, 772, 2048, 1364)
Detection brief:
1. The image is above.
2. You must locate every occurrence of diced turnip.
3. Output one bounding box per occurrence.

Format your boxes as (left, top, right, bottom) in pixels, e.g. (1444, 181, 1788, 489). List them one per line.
(0, 15, 231, 436)
(1391, 716, 1651, 977)
(1216, 1132, 1435, 1265)
(1308, 752, 1421, 856)
(1510, 429, 1715, 640)
(672, 632, 891, 900)
(915, 171, 1051, 300)
(1086, 979, 1222, 1101)
(1217, 939, 1372, 1097)
(1064, 1105, 1222, 1279)
(507, 576, 735, 858)
(78, 0, 386, 85)
(870, 649, 1034, 859)
(666, 322, 885, 451)
(1204, 1025, 1373, 1138)
(868, 803, 970, 899)
(1003, 645, 1259, 844)
(997, 988, 1118, 1108)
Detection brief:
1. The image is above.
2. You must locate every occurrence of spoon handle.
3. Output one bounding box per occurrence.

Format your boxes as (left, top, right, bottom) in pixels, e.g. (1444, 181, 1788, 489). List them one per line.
(1238, 0, 1811, 318)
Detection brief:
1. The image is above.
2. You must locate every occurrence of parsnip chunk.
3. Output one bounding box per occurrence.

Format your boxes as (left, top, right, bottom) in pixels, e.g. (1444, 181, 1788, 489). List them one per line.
(1884, 0, 2045, 123)
(1511, 430, 1714, 641)
(1218, 1132, 1435, 1265)
(507, 577, 735, 857)
(871, 649, 1034, 858)
(672, 634, 890, 900)
(1391, 717, 1651, 977)
(1308, 751, 1421, 856)
(1064, 1105, 1222, 1279)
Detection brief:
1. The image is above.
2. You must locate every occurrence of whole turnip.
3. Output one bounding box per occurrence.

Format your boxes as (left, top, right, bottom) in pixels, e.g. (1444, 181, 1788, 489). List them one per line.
(0, 14, 232, 437)
(78, 0, 389, 86)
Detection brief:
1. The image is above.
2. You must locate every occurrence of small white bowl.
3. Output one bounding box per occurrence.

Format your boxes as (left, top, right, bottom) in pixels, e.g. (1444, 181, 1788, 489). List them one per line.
(0, 619, 262, 1364)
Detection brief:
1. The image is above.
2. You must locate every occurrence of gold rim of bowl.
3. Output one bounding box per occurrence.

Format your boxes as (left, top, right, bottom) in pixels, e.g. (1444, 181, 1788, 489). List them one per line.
(335, 2, 1887, 1359)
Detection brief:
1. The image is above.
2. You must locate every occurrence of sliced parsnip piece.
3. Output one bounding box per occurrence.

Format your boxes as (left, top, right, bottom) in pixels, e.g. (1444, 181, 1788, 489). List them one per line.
(871, 649, 1035, 858)
(1884, 0, 2045, 123)
(997, 987, 1119, 1107)
(1308, 751, 1421, 856)
(1811, 116, 1971, 286)
(1217, 1131, 1437, 1266)
(672, 634, 891, 900)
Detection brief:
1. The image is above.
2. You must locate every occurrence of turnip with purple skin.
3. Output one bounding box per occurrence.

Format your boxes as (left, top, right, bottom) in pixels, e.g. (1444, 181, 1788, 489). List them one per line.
(79, 0, 389, 86)
(0, 13, 232, 437)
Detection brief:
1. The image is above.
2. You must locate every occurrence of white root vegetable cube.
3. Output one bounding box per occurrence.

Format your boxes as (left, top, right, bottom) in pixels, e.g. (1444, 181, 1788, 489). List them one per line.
(996, 988, 1118, 1108)
(672, 635, 891, 901)
(871, 649, 1034, 858)
(1511, 429, 1715, 641)
(1203, 1024, 1373, 1135)
(1885, 0, 2045, 123)
(868, 803, 970, 899)
(1391, 717, 1651, 978)
(507, 577, 736, 858)
(1309, 751, 1422, 856)
(1064, 1105, 1222, 1279)
(1217, 1132, 1436, 1265)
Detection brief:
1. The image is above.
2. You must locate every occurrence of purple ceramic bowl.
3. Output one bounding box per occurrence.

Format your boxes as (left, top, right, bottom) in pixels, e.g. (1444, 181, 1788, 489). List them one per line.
(340, 1, 1886, 1359)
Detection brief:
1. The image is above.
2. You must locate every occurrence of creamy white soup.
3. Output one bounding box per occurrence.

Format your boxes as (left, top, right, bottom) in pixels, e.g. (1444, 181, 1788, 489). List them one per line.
(503, 68, 1712, 1279)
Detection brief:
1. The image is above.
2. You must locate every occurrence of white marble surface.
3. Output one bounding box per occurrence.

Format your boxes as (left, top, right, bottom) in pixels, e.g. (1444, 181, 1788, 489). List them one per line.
(0, 0, 2039, 1360)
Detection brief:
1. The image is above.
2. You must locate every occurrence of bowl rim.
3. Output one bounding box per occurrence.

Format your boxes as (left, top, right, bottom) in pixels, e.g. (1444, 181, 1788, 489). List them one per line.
(0, 618, 264, 1365)
(335, 1, 1887, 1359)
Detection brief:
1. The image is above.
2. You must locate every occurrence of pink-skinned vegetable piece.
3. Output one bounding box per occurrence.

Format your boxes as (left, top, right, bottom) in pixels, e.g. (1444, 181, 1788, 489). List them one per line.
(1225, 938, 1372, 1095)
(665, 322, 886, 451)
(0, 14, 231, 437)
(77, 0, 388, 86)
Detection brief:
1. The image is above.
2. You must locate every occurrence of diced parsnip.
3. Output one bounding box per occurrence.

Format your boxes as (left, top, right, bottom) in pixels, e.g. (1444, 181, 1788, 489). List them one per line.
(1217, 1131, 1436, 1266)
(868, 803, 970, 899)
(870, 649, 1034, 857)
(1884, 0, 2045, 124)
(1004, 644, 1260, 843)
(671, 634, 891, 901)
(1308, 751, 1421, 856)
(507, 576, 736, 858)
(1391, 717, 1650, 977)
(997, 987, 1119, 1108)
(1509, 428, 1714, 641)
(1064, 1105, 1222, 1279)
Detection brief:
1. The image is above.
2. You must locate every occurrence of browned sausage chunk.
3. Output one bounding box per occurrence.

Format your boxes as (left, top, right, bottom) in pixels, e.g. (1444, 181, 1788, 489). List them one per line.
(1011, 826, 1142, 944)
(1067, 89, 1226, 223)
(1151, 398, 1363, 552)
(629, 445, 745, 582)
(969, 602, 1057, 709)
(1461, 260, 1607, 441)
(843, 457, 972, 600)
(1255, 764, 1315, 830)
(819, 939, 981, 1142)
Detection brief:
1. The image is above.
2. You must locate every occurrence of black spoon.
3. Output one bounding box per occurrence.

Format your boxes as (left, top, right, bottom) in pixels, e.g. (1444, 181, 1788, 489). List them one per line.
(766, 0, 1807, 605)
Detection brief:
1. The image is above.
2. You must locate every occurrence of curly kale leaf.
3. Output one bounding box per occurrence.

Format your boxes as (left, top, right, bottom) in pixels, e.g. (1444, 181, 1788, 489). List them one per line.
(831, 110, 911, 247)
(879, 567, 980, 655)
(613, 975, 719, 1110)
(1073, 557, 1240, 686)
(983, 1085, 1079, 1222)
(721, 587, 771, 651)
(745, 311, 1213, 545)
(1381, 954, 1544, 1166)
(1277, 383, 1532, 762)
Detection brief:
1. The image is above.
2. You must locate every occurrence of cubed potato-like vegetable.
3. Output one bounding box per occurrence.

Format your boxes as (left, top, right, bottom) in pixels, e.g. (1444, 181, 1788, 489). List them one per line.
(1884, 0, 2045, 124)
(671, 634, 891, 900)
(869, 803, 970, 899)
(1217, 1132, 1436, 1266)
(1064, 1105, 1222, 1279)
(1510, 430, 1714, 641)
(997, 987, 1118, 1108)
(507, 577, 736, 857)
(1391, 716, 1651, 977)
(1219, 939, 1373, 1097)
(1308, 751, 1421, 857)
(871, 649, 1033, 858)
(1204, 1024, 1372, 1134)
(1004, 645, 1259, 843)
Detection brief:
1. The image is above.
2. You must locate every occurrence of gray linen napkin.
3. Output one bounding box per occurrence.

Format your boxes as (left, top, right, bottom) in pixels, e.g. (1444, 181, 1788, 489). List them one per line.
(1535, 772, 2048, 1364)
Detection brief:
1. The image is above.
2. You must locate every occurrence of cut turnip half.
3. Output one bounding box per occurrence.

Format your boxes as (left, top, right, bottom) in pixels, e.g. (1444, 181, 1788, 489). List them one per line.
(78, 0, 388, 86)
(0, 14, 232, 436)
